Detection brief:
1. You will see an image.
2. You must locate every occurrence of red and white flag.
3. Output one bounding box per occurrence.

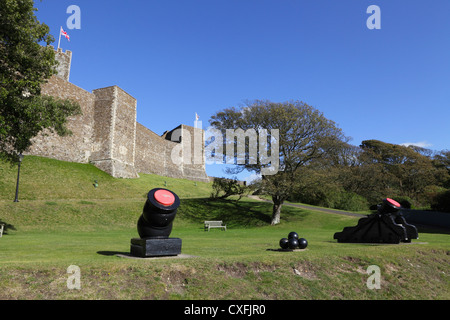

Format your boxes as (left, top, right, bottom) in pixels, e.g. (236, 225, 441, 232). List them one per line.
(61, 27, 70, 41)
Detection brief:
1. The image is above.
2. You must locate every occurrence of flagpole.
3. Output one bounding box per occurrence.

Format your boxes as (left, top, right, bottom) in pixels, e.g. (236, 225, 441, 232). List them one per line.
(57, 26, 62, 49)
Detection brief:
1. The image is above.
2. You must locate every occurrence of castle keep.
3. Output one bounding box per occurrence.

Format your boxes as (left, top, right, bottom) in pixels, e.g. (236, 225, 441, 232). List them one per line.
(28, 48, 209, 182)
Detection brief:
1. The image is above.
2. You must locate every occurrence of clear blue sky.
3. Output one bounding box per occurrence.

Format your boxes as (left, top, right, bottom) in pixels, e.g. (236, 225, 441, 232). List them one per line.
(34, 0, 450, 181)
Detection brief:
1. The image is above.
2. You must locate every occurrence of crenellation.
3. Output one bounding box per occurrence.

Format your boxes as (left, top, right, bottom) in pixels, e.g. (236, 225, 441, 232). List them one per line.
(53, 47, 72, 81)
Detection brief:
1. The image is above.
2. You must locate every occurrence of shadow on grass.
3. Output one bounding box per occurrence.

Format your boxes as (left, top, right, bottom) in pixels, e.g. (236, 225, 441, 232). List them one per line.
(178, 198, 271, 228)
(178, 198, 310, 228)
(415, 224, 450, 235)
(0, 219, 16, 235)
(97, 250, 128, 256)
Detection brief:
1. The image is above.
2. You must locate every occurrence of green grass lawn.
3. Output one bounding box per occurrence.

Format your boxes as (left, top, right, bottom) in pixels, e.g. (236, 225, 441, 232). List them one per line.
(0, 155, 213, 201)
(0, 156, 449, 300)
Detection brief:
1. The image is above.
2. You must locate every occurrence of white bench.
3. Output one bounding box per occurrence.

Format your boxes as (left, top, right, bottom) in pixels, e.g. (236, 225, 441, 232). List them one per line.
(204, 221, 227, 231)
(0, 224, 4, 238)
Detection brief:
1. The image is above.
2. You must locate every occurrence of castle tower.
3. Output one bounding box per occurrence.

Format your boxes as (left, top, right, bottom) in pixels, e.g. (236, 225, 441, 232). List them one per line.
(54, 47, 72, 81)
(90, 86, 139, 178)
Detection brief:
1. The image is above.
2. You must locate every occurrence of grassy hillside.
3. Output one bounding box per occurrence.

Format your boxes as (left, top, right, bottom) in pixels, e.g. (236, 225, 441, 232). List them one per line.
(0, 155, 212, 200)
(0, 156, 449, 300)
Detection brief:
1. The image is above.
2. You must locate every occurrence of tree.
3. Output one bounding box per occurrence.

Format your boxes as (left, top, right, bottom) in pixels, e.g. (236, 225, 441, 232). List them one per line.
(0, 0, 81, 163)
(432, 150, 450, 188)
(358, 140, 440, 203)
(210, 177, 250, 201)
(209, 100, 347, 225)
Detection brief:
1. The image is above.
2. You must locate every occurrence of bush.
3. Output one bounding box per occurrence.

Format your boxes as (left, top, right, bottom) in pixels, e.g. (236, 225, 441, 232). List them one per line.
(431, 189, 450, 213)
(334, 191, 369, 212)
(293, 186, 369, 212)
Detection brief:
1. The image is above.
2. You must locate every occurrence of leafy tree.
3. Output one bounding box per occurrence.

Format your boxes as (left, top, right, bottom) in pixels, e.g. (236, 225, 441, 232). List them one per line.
(432, 150, 450, 188)
(299, 139, 449, 209)
(0, 0, 81, 163)
(210, 177, 250, 201)
(359, 140, 439, 200)
(209, 100, 347, 225)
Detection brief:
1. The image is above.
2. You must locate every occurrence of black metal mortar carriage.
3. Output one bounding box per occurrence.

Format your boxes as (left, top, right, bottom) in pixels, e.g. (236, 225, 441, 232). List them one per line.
(333, 198, 418, 244)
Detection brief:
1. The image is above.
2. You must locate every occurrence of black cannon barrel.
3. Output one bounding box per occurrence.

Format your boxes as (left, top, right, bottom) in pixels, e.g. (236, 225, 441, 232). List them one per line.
(137, 188, 180, 239)
(378, 198, 402, 214)
(131, 188, 183, 257)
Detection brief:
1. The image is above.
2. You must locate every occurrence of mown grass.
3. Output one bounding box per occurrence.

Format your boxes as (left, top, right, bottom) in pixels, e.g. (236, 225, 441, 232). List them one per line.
(0, 155, 212, 201)
(0, 156, 449, 300)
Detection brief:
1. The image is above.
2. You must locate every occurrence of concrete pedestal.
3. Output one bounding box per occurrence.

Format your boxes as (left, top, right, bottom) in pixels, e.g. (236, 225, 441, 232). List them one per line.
(130, 237, 182, 257)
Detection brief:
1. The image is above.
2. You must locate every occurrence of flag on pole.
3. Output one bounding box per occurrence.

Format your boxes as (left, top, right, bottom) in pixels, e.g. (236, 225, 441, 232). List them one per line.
(58, 26, 70, 49)
(61, 27, 70, 41)
(194, 113, 200, 128)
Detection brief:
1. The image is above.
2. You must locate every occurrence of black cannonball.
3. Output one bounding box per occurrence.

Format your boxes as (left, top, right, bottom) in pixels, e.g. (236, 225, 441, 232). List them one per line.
(288, 238, 299, 249)
(288, 232, 299, 240)
(298, 238, 308, 249)
(279, 238, 289, 249)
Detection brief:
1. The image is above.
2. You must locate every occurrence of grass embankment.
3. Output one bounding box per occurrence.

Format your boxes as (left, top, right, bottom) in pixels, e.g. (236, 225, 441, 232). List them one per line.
(0, 156, 449, 299)
(0, 156, 212, 201)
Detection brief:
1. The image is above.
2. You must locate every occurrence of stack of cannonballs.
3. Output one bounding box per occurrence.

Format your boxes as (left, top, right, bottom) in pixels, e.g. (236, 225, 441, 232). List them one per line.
(279, 232, 308, 250)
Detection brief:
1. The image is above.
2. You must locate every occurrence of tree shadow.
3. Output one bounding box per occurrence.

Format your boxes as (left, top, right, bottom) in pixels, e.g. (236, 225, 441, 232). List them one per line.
(0, 220, 16, 236)
(179, 198, 272, 228)
(415, 224, 450, 235)
(97, 250, 128, 256)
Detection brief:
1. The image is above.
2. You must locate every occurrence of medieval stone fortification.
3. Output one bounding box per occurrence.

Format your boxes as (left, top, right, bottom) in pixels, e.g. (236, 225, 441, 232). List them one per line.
(27, 48, 209, 182)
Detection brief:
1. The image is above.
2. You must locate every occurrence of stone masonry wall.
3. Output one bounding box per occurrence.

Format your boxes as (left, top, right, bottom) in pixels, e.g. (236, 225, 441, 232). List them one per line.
(112, 87, 137, 167)
(134, 124, 209, 182)
(90, 86, 138, 178)
(134, 123, 183, 179)
(54, 47, 71, 82)
(28, 75, 95, 163)
(91, 86, 114, 161)
(181, 125, 209, 182)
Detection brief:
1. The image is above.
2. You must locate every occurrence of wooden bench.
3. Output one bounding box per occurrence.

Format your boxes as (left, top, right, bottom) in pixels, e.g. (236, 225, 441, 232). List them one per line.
(204, 221, 227, 231)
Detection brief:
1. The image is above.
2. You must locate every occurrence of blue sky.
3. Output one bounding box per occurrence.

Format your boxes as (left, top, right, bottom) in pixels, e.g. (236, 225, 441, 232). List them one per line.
(34, 0, 450, 181)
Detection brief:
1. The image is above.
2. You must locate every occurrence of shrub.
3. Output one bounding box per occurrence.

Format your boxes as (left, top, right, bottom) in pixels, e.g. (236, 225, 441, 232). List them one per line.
(293, 186, 369, 212)
(334, 191, 369, 212)
(431, 189, 450, 213)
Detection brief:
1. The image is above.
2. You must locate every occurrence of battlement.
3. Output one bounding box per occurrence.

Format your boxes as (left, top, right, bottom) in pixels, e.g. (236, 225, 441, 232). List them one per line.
(48, 46, 72, 81)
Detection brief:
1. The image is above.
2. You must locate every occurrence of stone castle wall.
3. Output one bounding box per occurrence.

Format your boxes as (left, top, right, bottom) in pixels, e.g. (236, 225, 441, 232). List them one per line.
(179, 125, 208, 181)
(29, 73, 95, 163)
(90, 86, 139, 178)
(134, 123, 184, 178)
(27, 48, 209, 182)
